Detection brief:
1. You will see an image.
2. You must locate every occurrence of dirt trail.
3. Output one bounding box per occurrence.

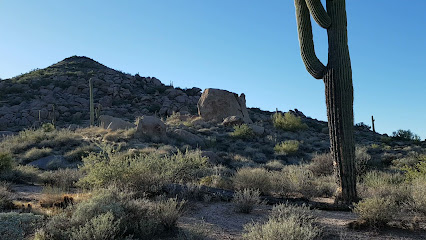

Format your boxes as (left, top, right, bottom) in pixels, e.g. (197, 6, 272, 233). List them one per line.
(178, 201, 426, 240)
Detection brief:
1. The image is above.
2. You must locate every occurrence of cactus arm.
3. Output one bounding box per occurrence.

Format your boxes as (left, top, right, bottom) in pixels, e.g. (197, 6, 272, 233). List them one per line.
(295, 0, 326, 79)
(305, 0, 331, 29)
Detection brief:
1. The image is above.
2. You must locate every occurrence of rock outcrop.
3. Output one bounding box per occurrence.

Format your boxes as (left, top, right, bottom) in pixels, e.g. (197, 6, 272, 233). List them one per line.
(197, 89, 252, 124)
(98, 115, 135, 130)
(135, 116, 167, 142)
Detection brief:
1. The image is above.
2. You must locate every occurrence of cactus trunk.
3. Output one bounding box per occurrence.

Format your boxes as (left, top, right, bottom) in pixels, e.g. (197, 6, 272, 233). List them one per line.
(89, 78, 94, 126)
(295, 0, 357, 204)
(371, 115, 375, 132)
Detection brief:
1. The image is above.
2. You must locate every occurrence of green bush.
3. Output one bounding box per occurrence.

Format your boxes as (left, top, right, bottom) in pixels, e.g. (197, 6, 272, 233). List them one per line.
(233, 168, 272, 194)
(0, 182, 14, 210)
(243, 203, 321, 240)
(354, 197, 397, 227)
(0, 212, 44, 240)
(272, 112, 307, 132)
(38, 186, 185, 240)
(355, 146, 371, 177)
(40, 168, 83, 190)
(78, 149, 208, 192)
(70, 211, 120, 240)
(230, 124, 255, 140)
(233, 188, 262, 213)
(392, 129, 421, 141)
(308, 153, 333, 176)
(22, 147, 52, 163)
(410, 176, 426, 215)
(0, 129, 82, 163)
(0, 152, 13, 173)
(401, 154, 426, 182)
(359, 170, 410, 204)
(274, 140, 300, 155)
(271, 165, 317, 198)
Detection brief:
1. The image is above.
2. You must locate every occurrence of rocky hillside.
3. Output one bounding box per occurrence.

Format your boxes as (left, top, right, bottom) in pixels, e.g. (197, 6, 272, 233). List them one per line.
(0, 56, 201, 130)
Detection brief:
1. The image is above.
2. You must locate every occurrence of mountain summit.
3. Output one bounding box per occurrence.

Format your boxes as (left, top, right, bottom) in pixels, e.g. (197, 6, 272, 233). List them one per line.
(0, 56, 201, 130)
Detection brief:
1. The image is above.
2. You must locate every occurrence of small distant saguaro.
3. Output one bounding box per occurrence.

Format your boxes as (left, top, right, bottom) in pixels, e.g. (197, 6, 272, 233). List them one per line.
(89, 78, 94, 126)
(371, 116, 375, 133)
(294, 0, 357, 204)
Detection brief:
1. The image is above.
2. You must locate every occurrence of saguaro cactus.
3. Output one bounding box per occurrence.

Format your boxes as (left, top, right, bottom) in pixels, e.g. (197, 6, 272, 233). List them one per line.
(294, 0, 357, 204)
(371, 115, 375, 133)
(89, 78, 94, 126)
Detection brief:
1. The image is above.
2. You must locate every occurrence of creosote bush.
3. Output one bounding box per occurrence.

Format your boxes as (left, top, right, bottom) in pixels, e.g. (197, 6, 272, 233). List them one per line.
(78, 148, 208, 192)
(0, 212, 44, 240)
(272, 112, 307, 132)
(36, 186, 185, 240)
(274, 140, 300, 155)
(0, 181, 14, 210)
(0, 152, 13, 173)
(354, 197, 397, 227)
(230, 124, 255, 140)
(243, 203, 321, 240)
(233, 168, 271, 194)
(233, 188, 262, 213)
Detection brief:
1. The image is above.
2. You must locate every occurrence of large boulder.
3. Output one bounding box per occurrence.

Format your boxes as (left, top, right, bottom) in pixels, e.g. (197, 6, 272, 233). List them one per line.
(197, 88, 252, 124)
(98, 115, 136, 130)
(173, 129, 205, 147)
(135, 116, 167, 142)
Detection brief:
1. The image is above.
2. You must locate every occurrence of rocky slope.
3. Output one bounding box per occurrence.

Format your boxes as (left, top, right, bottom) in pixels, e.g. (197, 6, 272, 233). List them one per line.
(0, 56, 201, 130)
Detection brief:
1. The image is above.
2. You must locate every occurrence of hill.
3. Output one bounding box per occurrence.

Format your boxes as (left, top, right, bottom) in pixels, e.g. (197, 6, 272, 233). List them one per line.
(0, 56, 201, 130)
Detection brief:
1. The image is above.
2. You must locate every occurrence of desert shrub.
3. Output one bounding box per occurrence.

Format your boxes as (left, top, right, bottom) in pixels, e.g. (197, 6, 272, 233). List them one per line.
(41, 168, 83, 190)
(392, 153, 425, 169)
(401, 154, 426, 182)
(354, 122, 371, 131)
(313, 175, 337, 197)
(22, 147, 52, 163)
(271, 165, 317, 198)
(0, 165, 41, 184)
(70, 211, 120, 240)
(392, 129, 421, 141)
(233, 168, 271, 194)
(264, 160, 285, 171)
(308, 153, 333, 176)
(78, 149, 208, 192)
(0, 129, 82, 163)
(354, 197, 397, 227)
(359, 171, 410, 203)
(274, 140, 300, 155)
(272, 112, 307, 132)
(41, 123, 55, 132)
(0, 182, 14, 210)
(233, 188, 262, 213)
(230, 124, 255, 140)
(199, 175, 233, 190)
(243, 203, 321, 240)
(355, 146, 371, 177)
(0, 212, 44, 240)
(64, 145, 98, 162)
(409, 176, 426, 215)
(38, 186, 185, 240)
(0, 152, 13, 173)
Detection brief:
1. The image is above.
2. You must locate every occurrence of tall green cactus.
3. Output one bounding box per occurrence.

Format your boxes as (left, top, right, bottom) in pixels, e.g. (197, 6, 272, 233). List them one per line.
(89, 78, 94, 126)
(294, 0, 357, 204)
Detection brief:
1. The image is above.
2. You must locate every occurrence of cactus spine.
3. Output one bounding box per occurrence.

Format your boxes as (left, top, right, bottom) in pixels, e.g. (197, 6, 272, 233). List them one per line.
(295, 0, 357, 204)
(371, 116, 375, 133)
(89, 78, 95, 126)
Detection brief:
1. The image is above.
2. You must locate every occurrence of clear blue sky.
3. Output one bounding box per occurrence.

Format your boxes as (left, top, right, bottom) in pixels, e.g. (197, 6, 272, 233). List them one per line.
(1, 1, 425, 139)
